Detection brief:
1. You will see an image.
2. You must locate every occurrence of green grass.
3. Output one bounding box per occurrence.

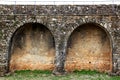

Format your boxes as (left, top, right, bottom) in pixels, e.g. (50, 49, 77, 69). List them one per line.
(15, 70, 51, 74)
(73, 70, 100, 75)
(1, 70, 120, 80)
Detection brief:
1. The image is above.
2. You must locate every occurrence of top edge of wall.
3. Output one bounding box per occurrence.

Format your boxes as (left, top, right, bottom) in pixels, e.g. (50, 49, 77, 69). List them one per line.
(0, 1, 120, 5)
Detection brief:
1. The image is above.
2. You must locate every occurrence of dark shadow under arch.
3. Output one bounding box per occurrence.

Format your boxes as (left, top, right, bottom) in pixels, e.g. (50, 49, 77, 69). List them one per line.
(66, 23, 112, 72)
(8, 22, 55, 72)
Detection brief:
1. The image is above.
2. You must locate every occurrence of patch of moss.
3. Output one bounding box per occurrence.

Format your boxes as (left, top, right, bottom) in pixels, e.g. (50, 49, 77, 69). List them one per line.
(73, 70, 101, 75)
(15, 70, 52, 74)
(13, 21, 19, 26)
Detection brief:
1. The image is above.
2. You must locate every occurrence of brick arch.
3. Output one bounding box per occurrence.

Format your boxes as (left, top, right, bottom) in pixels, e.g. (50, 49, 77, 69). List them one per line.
(8, 22, 55, 72)
(66, 22, 113, 72)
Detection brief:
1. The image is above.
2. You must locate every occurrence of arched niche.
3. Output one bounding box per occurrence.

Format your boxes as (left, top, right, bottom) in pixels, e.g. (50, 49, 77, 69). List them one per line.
(9, 23, 55, 71)
(66, 23, 112, 72)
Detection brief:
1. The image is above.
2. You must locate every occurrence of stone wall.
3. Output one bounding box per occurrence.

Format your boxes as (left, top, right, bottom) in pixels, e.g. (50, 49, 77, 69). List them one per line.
(0, 5, 120, 76)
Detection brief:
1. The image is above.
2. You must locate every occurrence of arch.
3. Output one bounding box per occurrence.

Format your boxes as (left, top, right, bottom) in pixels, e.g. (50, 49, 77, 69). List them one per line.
(8, 22, 55, 71)
(66, 23, 113, 72)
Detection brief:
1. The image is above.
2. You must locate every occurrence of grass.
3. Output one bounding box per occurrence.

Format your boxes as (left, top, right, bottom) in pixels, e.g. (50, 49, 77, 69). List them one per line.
(1, 70, 120, 80)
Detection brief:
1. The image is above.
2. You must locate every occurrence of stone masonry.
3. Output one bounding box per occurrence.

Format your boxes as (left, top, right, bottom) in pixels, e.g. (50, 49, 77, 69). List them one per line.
(0, 5, 120, 76)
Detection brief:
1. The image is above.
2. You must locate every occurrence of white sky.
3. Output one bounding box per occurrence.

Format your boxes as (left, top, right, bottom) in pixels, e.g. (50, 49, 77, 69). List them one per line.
(0, 0, 120, 5)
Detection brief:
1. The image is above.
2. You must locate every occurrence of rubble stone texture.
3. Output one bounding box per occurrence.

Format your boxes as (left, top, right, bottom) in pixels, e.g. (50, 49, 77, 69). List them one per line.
(0, 5, 120, 76)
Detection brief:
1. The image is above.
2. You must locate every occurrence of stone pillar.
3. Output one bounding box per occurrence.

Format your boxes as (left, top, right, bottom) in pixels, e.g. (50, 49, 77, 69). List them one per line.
(0, 65, 7, 76)
(53, 35, 67, 75)
(0, 52, 8, 76)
